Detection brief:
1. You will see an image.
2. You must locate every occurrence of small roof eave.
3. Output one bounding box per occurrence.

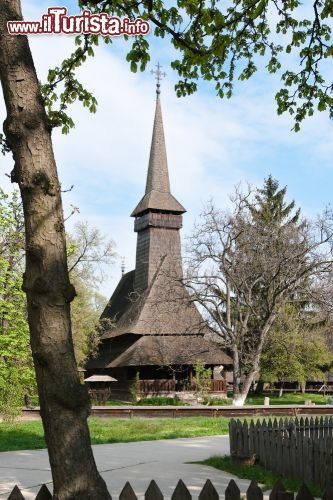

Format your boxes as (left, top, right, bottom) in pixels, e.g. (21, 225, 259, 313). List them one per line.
(131, 190, 186, 217)
(84, 375, 117, 382)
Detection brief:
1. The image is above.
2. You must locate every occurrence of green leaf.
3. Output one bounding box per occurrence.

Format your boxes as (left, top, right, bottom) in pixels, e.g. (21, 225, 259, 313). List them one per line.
(318, 101, 327, 111)
(327, 45, 333, 56)
(251, 0, 268, 20)
(130, 61, 138, 73)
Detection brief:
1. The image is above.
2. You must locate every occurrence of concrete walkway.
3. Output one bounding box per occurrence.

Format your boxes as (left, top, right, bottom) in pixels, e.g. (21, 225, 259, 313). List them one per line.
(0, 436, 253, 499)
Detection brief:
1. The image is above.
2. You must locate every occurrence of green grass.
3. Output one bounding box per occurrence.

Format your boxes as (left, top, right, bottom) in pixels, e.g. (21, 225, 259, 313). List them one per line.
(245, 392, 328, 406)
(89, 416, 230, 443)
(205, 392, 326, 406)
(0, 416, 230, 452)
(200, 455, 323, 497)
(206, 392, 329, 406)
(0, 392, 329, 453)
(0, 420, 46, 452)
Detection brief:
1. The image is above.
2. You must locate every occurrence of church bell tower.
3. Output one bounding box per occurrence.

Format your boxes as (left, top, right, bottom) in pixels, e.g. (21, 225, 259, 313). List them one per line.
(131, 65, 186, 292)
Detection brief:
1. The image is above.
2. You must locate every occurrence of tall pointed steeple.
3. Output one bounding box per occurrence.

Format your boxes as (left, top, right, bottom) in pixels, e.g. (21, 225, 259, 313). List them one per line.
(131, 75, 185, 217)
(86, 67, 233, 393)
(131, 68, 185, 291)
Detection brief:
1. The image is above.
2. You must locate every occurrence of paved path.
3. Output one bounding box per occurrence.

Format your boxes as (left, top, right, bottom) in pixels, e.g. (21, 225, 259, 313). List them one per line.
(0, 436, 253, 499)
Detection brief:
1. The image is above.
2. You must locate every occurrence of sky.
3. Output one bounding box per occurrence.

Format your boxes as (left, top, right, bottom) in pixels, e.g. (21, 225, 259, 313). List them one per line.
(1, 1, 333, 298)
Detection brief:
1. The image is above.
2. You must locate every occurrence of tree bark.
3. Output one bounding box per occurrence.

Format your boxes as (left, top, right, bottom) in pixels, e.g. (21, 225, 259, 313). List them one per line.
(232, 314, 276, 406)
(0, 3, 111, 499)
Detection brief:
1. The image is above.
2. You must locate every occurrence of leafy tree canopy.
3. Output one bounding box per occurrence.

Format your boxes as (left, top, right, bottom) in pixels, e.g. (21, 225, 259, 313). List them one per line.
(260, 303, 333, 386)
(0, 191, 115, 414)
(38, 0, 333, 136)
(0, 189, 36, 420)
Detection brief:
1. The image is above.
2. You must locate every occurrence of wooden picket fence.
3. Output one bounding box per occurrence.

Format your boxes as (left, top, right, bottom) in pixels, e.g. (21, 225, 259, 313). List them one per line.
(229, 416, 333, 490)
(5, 478, 333, 500)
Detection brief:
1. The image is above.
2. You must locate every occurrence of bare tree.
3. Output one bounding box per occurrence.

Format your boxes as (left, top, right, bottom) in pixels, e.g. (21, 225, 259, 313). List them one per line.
(184, 182, 333, 406)
(67, 221, 115, 285)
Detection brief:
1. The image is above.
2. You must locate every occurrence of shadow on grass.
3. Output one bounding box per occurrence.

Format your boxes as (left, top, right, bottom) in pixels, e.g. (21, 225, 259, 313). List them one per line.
(198, 455, 323, 498)
(0, 421, 45, 452)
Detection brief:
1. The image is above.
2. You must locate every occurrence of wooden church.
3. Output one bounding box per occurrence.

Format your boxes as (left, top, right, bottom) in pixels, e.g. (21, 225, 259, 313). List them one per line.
(86, 73, 232, 400)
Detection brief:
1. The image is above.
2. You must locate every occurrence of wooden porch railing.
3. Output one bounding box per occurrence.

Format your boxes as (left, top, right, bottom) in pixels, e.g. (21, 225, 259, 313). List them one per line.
(137, 378, 227, 395)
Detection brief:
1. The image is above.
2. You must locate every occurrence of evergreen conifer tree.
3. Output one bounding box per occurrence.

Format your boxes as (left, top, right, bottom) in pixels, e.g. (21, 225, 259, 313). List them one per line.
(250, 175, 300, 226)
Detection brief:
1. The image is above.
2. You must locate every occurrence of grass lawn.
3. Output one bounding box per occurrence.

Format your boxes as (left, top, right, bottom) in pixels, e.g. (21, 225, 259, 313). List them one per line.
(0, 392, 329, 452)
(0, 416, 231, 452)
(245, 392, 328, 405)
(199, 456, 323, 497)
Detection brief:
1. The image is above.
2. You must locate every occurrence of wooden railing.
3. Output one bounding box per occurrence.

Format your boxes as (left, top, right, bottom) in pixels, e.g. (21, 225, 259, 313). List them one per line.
(211, 379, 227, 392)
(138, 379, 176, 393)
(137, 378, 227, 395)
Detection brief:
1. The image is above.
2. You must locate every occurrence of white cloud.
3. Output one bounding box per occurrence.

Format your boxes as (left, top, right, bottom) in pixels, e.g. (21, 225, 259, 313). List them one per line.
(1, 0, 333, 297)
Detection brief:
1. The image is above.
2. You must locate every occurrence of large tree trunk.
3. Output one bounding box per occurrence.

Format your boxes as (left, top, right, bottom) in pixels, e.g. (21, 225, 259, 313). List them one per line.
(231, 346, 246, 406)
(232, 314, 277, 406)
(0, 3, 111, 499)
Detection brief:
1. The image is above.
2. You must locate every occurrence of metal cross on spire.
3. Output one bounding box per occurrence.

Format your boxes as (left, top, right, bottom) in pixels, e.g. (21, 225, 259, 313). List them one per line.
(151, 62, 166, 96)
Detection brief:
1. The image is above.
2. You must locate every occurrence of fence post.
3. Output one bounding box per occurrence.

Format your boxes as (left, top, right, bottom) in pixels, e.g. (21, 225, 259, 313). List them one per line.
(295, 484, 314, 500)
(278, 492, 294, 500)
(7, 486, 25, 500)
(171, 479, 191, 500)
(119, 481, 138, 500)
(35, 485, 52, 500)
(322, 486, 333, 500)
(249, 420, 255, 456)
(229, 419, 236, 456)
(243, 420, 249, 457)
(269, 479, 286, 500)
(145, 480, 163, 500)
(225, 479, 241, 500)
(259, 420, 267, 468)
(198, 479, 219, 500)
(247, 480, 263, 500)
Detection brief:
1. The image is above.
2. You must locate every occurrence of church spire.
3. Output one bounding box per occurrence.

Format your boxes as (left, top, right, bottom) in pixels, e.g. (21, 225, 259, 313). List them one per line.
(132, 67, 186, 291)
(131, 65, 185, 217)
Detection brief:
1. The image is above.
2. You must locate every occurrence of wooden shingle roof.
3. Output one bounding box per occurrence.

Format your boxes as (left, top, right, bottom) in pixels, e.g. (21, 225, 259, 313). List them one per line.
(100, 266, 209, 340)
(87, 334, 232, 369)
(109, 335, 232, 367)
(101, 270, 135, 323)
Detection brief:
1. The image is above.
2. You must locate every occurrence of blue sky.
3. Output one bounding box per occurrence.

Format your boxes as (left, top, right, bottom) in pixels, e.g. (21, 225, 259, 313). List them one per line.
(1, 1, 333, 297)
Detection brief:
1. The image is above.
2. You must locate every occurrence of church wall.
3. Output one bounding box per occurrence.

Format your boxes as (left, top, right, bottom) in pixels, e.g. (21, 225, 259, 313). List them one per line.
(134, 226, 150, 290)
(134, 224, 183, 291)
